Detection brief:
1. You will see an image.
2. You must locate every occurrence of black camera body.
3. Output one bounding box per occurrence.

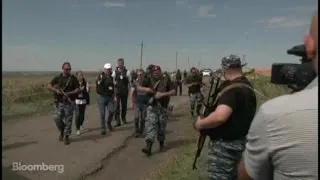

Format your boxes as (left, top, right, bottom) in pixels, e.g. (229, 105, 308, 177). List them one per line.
(271, 44, 316, 92)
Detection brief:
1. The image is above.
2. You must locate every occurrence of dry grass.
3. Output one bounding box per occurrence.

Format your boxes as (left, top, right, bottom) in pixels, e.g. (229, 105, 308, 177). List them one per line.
(149, 75, 290, 180)
(2, 72, 98, 120)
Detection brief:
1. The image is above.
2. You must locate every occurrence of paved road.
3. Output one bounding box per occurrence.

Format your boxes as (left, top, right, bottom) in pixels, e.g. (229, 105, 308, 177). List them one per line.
(2, 85, 197, 180)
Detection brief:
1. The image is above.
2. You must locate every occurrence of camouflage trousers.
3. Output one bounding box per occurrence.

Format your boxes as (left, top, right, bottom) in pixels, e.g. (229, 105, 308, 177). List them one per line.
(145, 106, 168, 143)
(53, 102, 75, 136)
(189, 92, 203, 116)
(207, 138, 246, 180)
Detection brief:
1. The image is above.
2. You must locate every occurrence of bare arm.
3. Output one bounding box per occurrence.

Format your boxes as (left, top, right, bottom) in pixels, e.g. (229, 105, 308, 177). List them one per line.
(47, 76, 59, 93)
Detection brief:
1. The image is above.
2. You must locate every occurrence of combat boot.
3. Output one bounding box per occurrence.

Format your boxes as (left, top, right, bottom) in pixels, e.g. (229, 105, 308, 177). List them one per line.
(59, 131, 64, 141)
(64, 135, 70, 145)
(122, 117, 127, 124)
(159, 141, 165, 152)
(141, 140, 153, 156)
(107, 123, 113, 132)
(190, 111, 194, 117)
(114, 117, 121, 127)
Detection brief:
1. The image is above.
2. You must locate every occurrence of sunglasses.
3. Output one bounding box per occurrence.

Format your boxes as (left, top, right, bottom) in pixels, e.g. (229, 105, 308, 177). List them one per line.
(64, 68, 71, 71)
(137, 73, 143, 76)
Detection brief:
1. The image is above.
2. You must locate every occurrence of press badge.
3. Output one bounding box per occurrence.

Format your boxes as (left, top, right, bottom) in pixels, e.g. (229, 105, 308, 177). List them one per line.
(109, 86, 113, 90)
(120, 75, 123, 79)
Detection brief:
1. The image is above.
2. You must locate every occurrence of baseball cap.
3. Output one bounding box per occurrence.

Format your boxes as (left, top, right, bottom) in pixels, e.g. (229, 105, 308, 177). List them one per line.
(104, 63, 112, 69)
(221, 54, 245, 69)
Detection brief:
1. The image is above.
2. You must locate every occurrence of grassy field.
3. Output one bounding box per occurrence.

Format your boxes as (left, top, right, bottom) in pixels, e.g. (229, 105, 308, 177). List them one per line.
(2, 72, 98, 120)
(149, 75, 290, 180)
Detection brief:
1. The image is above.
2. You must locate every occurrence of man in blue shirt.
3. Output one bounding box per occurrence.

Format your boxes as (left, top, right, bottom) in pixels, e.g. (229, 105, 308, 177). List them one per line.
(131, 69, 149, 138)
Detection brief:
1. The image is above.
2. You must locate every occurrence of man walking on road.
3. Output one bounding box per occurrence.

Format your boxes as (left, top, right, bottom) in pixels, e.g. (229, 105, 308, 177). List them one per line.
(185, 67, 203, 117)
(238, 11, 319, 180)
(131, 69, 149, 138)
(113, 58, 131, 126)
(175, 69, 183, 96)
(96, 63, 116, 135)
(138, 65, 176, 156)
(47, 62, 80, 145)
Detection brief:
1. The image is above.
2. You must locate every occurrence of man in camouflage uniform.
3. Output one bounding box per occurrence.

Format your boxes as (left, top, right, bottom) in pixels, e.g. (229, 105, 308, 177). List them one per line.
(175, 69, 183, 96)
(194, 55, 257, 180)
(48, 62, 80, 145)
(185, 67, 204, 117)
(138, 65, 176, 156)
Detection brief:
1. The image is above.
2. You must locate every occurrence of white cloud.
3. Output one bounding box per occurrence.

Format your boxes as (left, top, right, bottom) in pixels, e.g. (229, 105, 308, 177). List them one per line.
(257, 16, 308, 28)
(175, 0, 193, 8)
(176, 0, 186, 5)
(197, 5, 216, 18)
(103, 1, 126, 8)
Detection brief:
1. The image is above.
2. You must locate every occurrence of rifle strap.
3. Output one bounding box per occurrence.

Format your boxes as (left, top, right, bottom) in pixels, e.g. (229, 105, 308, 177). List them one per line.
(62, 75, 72, 91)
(212, 83, 253, 105)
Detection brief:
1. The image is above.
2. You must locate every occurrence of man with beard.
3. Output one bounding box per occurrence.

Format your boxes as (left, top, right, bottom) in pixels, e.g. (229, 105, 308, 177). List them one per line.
(195, 55, 257, 180)
(138, 65, 176, 156)
(185, 67, 204, 117)
(112, 58, 131, 126)
(47, 62, 80, 145)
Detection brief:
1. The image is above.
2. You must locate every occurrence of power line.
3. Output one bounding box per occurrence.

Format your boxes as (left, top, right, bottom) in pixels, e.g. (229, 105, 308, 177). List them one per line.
(140, 40, 143, 69)
(175, 51, 178, 71)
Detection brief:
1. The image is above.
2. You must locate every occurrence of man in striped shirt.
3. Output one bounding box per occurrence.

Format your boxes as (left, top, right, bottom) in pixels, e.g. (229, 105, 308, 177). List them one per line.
(238, 11, 318, 180)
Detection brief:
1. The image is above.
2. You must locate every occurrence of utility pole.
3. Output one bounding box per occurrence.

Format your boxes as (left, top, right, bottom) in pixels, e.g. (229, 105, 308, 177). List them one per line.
(175, 51, 178, 71)
(140, 40, 143, 69)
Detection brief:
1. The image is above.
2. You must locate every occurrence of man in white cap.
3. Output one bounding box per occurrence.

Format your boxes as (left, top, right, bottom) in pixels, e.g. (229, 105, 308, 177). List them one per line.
(96, 63, 117, 135)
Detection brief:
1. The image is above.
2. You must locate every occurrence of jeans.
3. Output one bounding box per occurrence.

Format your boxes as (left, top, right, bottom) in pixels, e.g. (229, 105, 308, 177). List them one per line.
(98, 95, 115, 131)
(75, 104, 87, 130)
(134, 103, 147, 134)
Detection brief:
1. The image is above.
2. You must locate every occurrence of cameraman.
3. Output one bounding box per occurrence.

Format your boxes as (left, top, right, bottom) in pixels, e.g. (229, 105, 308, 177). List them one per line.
(238, 12, 318, 180)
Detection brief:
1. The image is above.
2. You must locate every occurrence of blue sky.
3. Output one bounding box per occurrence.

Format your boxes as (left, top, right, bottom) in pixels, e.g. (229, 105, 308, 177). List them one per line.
(3, 0, 317, 71)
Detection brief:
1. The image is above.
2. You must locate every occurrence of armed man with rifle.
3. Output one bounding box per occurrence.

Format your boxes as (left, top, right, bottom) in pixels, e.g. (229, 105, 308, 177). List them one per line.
(175, 69, 183, 96)
(185, 67, 205, 117)
(194, 55, 257, 180)
(47, 62, 80, 145)
(138, 65, 176, 156)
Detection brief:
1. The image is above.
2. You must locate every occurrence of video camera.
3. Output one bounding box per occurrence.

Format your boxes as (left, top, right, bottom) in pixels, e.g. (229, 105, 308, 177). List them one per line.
(271, 44, 316, 92)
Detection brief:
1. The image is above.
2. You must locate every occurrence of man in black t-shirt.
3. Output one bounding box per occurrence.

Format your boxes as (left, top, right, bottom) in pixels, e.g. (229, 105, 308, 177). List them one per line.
(185, 67, 204, 117)
(138, 65, 176, 156)
(175, 69, 183, 96)
(194, 55, 257, 180)
(47, 62, 80, 145)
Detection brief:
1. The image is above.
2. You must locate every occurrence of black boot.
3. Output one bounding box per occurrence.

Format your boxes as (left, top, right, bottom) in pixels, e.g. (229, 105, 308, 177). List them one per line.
(159, 141, 165, 152)
(101, 130, 107, 135)
(64, 135, 70, 145)
(141, 140, 152, 156)
(59, 131, 64, 141)
(122, 117, 127, 124)
(190, 110, 194, 117)
(114, 117, 121, 127)
(107, 123, 113, 132)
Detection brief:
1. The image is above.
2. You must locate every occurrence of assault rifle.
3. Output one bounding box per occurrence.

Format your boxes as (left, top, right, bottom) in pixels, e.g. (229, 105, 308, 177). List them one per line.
(147, 79, 162, 106)
(192, 74, 221, 170)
